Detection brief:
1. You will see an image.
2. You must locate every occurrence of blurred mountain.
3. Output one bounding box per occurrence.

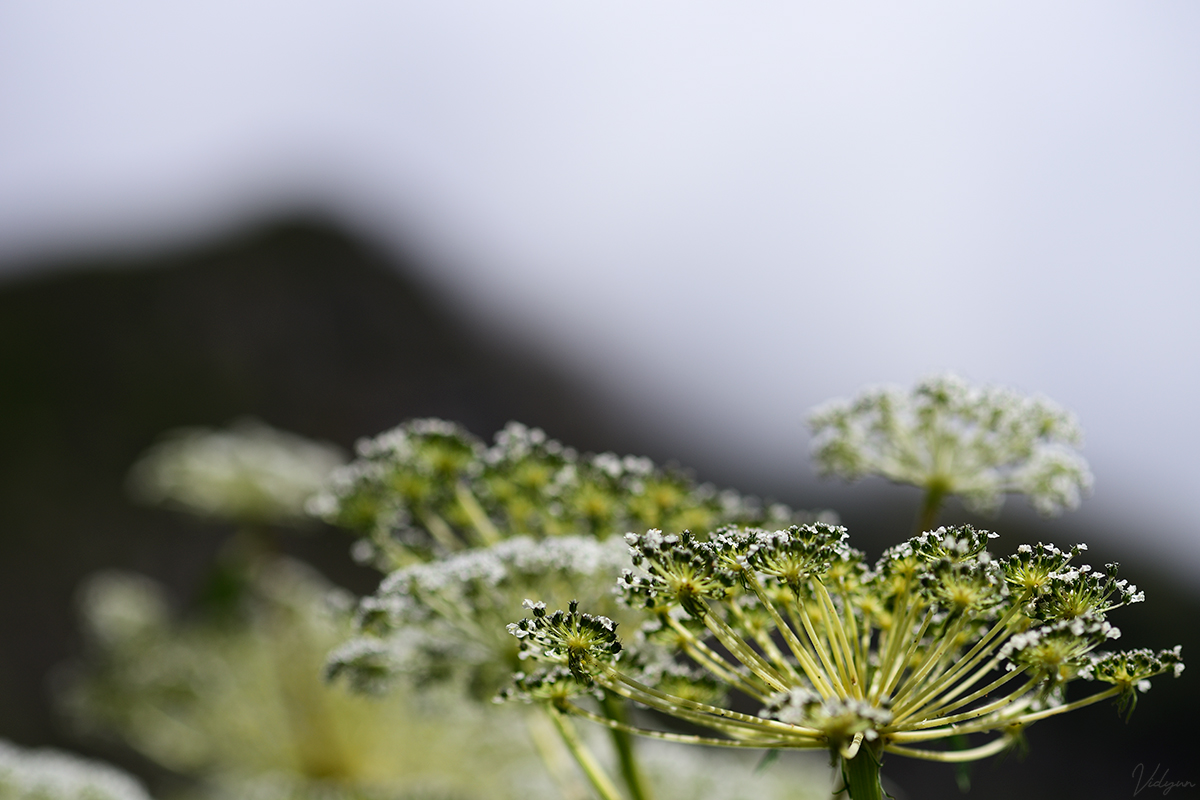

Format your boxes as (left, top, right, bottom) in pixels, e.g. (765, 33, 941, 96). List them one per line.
(0, 216, 629, 745)
(0, 216, 1194, 800)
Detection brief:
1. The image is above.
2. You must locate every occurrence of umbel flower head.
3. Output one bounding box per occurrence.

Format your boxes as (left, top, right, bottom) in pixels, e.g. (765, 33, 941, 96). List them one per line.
(61, 560, 570, 800)
(0, 739, 153, 800)
(326, 535, 636, 700)
(128, 419, 346, 526)
(312, 418, 824, 570)
(316, 420, 833, 800)
(318, 420, 832, 701)
(809, 373, 1094, 520)
(504, 523, 1183, 799)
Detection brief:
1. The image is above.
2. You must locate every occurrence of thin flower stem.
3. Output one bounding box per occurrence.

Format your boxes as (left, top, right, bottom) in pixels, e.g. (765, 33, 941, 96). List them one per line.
(418, 591, 490, 642)
(814, 580, 862, 698)
(885, 734, 1013, 763)
(891, 615, 967, 707)
(893, 686, 1035, 736)
(370, 530, 418, 570)
(924, 664, 1033, 719)
(871, 595, 924, 701)
(417, 509, 464, 552)
(810, 588, 854, 692)
(790, 601, 848, 697)
(454, 483, 502, 546)
(665, 616, 771, 702)
(878, 608, 934, 703)
(594, 687, 795, 742)
(890, 685, 1121, 743)
(729, 600, 805, 686)
(917, 649, 1013, 715)
(600, 692, 654, 800)
(526, 713, 591, 800)
(893, 601, 1027, 718)
(597, 682, 786, 742)
(698, 606, 791, 694)
(1009, 686, 1121, 725)
(745, 573, 835, 697)
(896, 672, 1037, 729)
(547, 706, 627, 800)
(563, 702, 824, 750)
(680, 642, 769, 704)
(602, 669, 823, 739)
(839, 587, 870, 690)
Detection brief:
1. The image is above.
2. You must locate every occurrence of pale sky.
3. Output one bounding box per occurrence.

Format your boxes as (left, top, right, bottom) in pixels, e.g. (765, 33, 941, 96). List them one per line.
(2, 1, 1199, 579)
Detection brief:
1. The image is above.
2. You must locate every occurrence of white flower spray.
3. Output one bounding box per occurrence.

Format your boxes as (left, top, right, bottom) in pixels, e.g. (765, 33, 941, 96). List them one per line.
(503, 376, 1180, 800)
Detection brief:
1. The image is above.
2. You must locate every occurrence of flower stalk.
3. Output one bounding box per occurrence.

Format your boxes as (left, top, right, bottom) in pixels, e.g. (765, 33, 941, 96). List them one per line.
(841, 738, 885, 800)
(548, 706, 626, 800)
(600, 691, 654, 800)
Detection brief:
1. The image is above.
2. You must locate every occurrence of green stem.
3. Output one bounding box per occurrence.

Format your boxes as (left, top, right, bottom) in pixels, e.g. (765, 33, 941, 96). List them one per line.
(548, 705, 627, 800)
(698, 606, 791, 693)
(814, 581, 861, 698)
(886, 734, 1013, 763)
(419, 509, 464, 551)
(525, 713, 589, 800)
(745, 574, 834, 698)
(664, 615, 770, 701)
(563, 701, 819, 749)
(840, 738, 885, 800)
(888, 686, 1119, 743)
(602, 668, 821, 739)
(600, 692, 654, 800)
(745, 573, 834, 698)
(455, 483, 503, 546)
(917, 484, 947, 533)
(789, 601, 848, 697)
(892, 599, 1027, 719)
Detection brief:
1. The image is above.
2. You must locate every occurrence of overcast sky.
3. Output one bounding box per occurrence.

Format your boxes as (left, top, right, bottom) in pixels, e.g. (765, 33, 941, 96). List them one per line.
(2, 2, 1199, 578)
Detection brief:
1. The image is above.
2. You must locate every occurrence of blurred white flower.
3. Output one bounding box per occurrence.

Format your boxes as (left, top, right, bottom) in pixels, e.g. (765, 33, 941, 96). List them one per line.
(128, 420, 346, 525)
(810, 373, 1093, 518)
(61, 562, 560, 800)
(0, 739, 153, 800)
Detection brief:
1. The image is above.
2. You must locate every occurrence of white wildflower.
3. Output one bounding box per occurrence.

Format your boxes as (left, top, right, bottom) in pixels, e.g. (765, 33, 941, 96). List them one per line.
(129, 419, 345, 524)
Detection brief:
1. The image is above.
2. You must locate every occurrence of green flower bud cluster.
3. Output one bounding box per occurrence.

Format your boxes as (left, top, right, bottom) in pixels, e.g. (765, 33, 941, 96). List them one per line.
(810, 373, 1093, 519)
(620, 530, 736, 614)
(311, 419, 819, 570)
(504, 522, 1183, 787)
(508, 600, 623, 683)
(1083, 646, 1185, 719)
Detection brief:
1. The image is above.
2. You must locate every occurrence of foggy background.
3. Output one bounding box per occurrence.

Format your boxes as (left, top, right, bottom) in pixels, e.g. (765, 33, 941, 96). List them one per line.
(4, 1, 1199, 577)
(1, 3, 1197, 799)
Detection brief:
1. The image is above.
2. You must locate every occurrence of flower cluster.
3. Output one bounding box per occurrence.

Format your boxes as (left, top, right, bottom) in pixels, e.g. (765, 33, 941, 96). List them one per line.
(315, 420, 836, 800)
(327, 535, 634, 699)
(311, 420, 817, 569)
(509, 600, 623, 683)
(505, 523, 1182, 795)
(0, 739, 153, 800)
(809, 373, 1093, 517)
(128, 419, 346, 525)
(61, 560, 569, 800)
